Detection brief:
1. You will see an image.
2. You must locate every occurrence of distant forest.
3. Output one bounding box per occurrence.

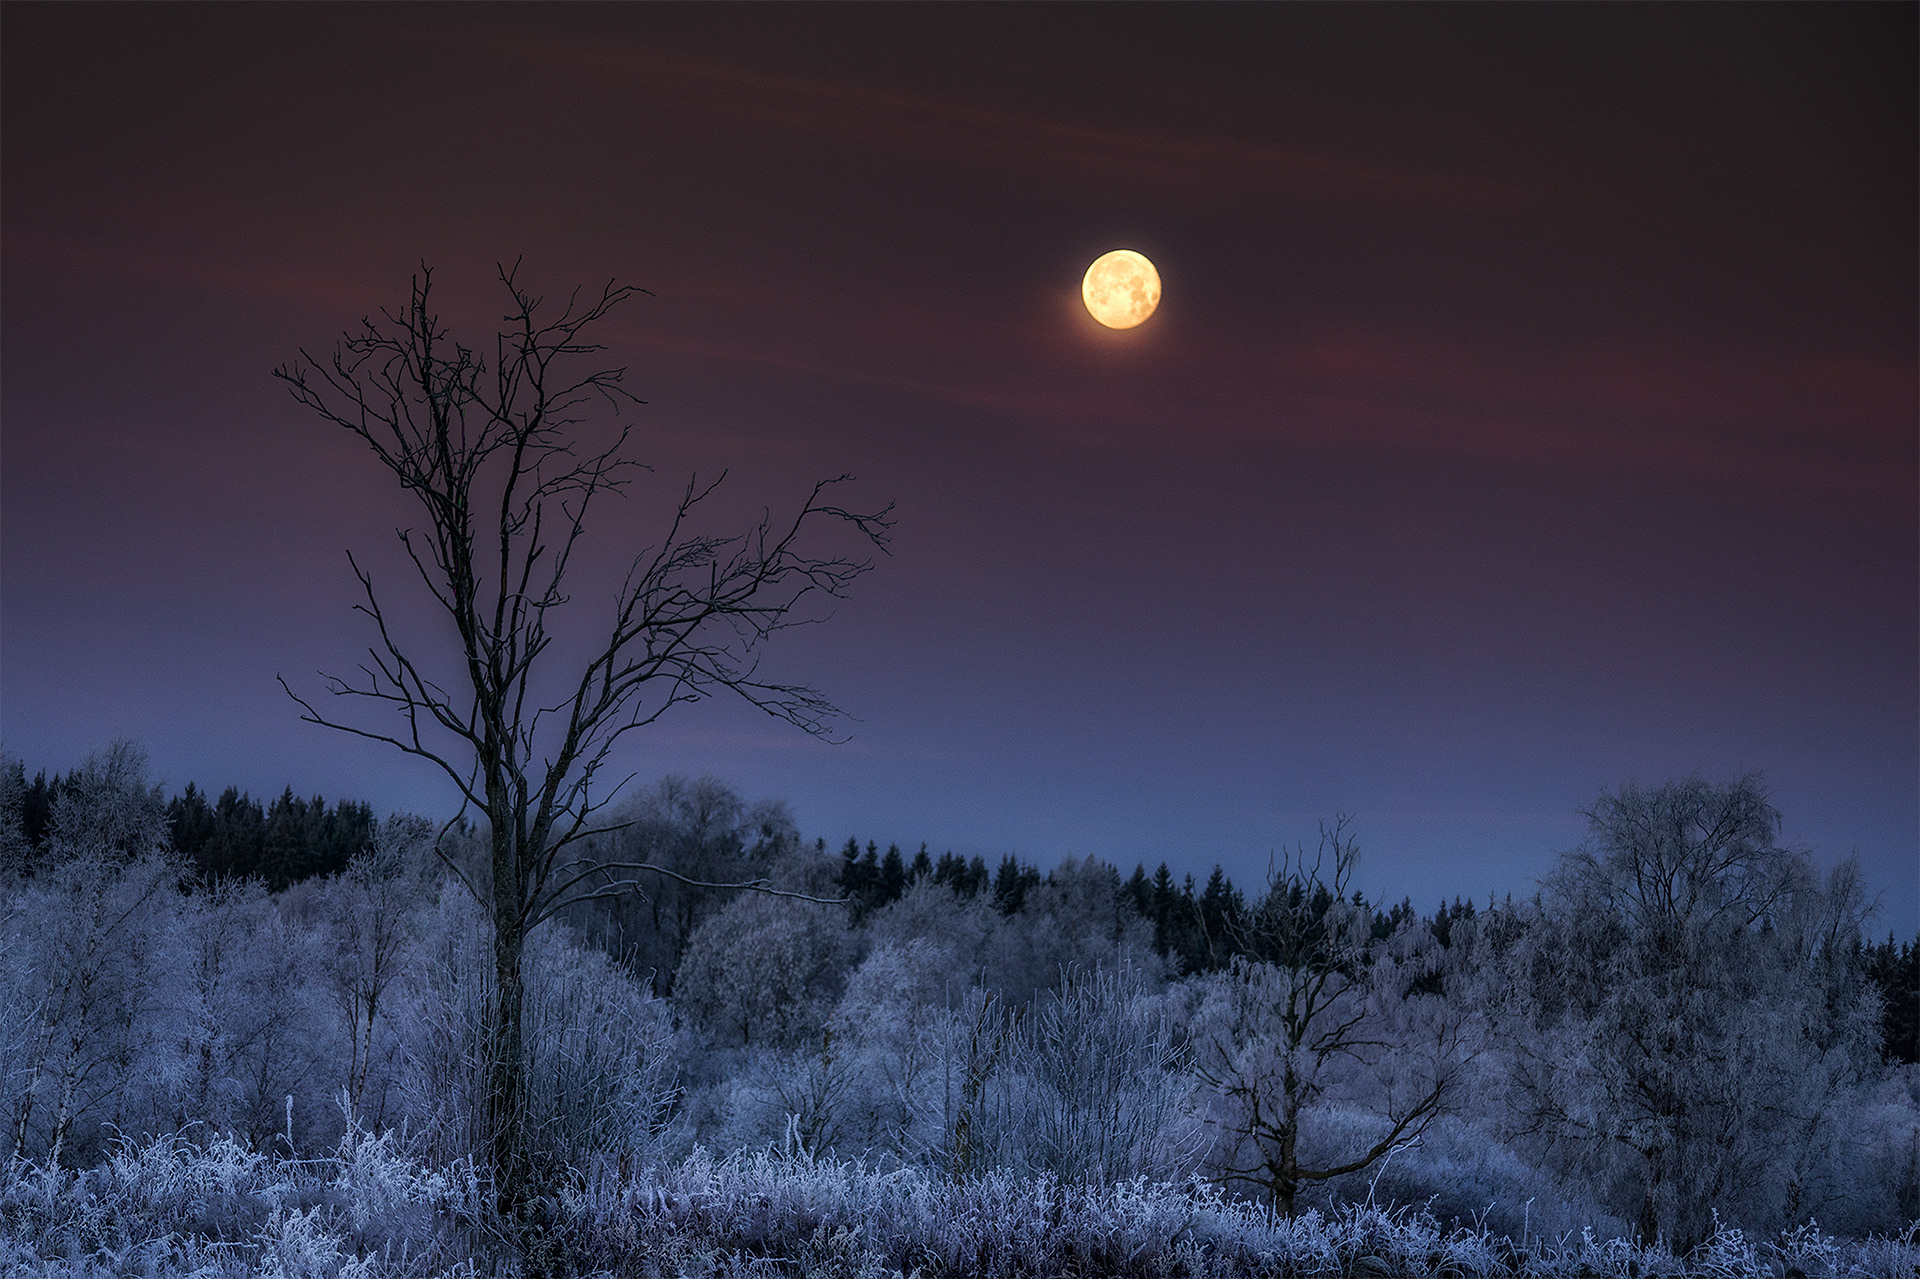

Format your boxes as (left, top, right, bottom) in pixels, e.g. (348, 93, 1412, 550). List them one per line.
(833, 834, 1920, 1068)
(11, 760, 1915, 1066)
(12, 769, 373, 889)
(3, 745, 1916, 1276)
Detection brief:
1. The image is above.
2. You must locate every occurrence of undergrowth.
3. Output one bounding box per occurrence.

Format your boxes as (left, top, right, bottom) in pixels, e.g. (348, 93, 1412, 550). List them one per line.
(1, 1127, 1913, 1278)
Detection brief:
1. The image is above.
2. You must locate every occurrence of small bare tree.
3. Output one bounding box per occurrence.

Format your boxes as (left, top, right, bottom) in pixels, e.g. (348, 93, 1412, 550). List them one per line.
(325, 814, 435, 1122)
(1196, 818, 1459, 1215)
(274, 263, 888, 1209)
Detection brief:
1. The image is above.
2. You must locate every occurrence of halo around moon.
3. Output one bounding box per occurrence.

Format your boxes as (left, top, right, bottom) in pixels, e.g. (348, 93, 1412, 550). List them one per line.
(1082, 249, 1161, 329)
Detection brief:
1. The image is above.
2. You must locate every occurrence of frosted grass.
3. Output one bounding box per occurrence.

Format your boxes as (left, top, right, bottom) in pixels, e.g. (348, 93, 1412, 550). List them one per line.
(5, 1127, 1911, 1277)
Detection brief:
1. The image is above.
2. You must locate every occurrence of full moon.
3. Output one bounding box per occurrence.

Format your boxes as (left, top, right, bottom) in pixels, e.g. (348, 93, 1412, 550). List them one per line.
(1081, 249, 1161, 329)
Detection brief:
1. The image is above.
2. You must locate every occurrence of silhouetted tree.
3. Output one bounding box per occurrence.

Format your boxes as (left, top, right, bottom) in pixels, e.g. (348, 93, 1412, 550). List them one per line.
(275, 262, 888, 1211)
(0, 755, 30, 869)
(880, 843, 908, 902)
(992, 855, 1042, 914)
(932, 851, 990, 897)
(166, 784, 218, 878)
(1197, 866, 1246, 970)
(1864, 933, 1919, 1065)
(19, 770, 56, 856)
(210, 787, 267, 881)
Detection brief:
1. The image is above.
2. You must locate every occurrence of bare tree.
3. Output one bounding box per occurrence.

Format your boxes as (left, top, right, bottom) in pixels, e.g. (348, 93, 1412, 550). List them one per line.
(274, 263, 889, 1208)
(1195, 818, 1460, 1215)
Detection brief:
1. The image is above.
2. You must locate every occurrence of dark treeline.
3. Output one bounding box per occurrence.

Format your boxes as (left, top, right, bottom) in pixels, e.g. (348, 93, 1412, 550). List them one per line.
(11, 766, 373, 891)
(166, 784, 373, 890)
(1869, 933, 1920, 1063)
(839, 836, 1919, 1066)
(7, 750, 1914, 1070)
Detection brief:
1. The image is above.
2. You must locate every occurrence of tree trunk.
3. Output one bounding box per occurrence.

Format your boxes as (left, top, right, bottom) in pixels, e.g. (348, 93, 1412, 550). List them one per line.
(488, 909, 530, 1213)
(1638, 1151, 1662, 1246)
(10, 1050, 44, 1160)
(1275, 1111, 1299, 1216)
(1275, 1066, 1303, 1216)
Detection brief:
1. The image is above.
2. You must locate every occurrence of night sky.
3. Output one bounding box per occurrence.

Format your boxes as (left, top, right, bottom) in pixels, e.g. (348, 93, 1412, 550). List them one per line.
(4, 5, 1915, 932)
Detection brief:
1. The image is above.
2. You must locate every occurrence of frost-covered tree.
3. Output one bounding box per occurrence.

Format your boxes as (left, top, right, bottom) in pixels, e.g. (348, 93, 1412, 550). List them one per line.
(169, 878, 324, 1146)
(1483, 775, 1887, 1249)
(44, 741, 170, 867)
(3, 744, 182, 1164)
(673, 891, 857, 1051)
(817, 938, 952, 1159)
(322, 815, 437, 1122)
(866, 877, 1000, 986)
(562, 776, 801, 995)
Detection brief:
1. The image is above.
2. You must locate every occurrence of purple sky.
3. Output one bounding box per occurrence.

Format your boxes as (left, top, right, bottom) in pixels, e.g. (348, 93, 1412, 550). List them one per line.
(4, 5, 1915, 932)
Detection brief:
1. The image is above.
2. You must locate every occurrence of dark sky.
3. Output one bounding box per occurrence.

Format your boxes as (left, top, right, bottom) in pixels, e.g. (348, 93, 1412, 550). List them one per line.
(4, 4, 1915, 932)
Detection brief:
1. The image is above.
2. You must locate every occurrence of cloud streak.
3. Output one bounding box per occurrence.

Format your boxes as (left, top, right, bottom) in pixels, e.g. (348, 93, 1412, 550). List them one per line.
(405, 24, 1565, 215)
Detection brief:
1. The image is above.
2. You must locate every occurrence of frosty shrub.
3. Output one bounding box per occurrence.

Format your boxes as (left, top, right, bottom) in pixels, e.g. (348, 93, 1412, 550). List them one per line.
(823, 938, 950, 1160)
(522, 925, 681, 1168)
(994, 964, 1202, 1184)
(171, 876, 334, 1151)
(399, 891, 495, 1169)
(673, 891, 857, 1051)
(401, 892, 680, 1174)
(1326, 1111, 1631, 1241)
(0, 1121, 483, 1277)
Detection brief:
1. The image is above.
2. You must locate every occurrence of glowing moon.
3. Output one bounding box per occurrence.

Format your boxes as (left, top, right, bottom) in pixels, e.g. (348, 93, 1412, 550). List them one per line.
(1081, 249, 1161, 329)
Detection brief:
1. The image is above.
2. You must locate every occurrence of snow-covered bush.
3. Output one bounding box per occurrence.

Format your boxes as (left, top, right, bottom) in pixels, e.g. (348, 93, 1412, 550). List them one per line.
(0, 1121, 481, 1277)
(992, 964, 1202, 1184)
(399, 890, 681, 1173)
(673, 891, 858, 1051)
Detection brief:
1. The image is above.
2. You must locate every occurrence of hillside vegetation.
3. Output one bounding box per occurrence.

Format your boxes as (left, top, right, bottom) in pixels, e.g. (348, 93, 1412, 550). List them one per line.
(1, 744, 1914, 1276)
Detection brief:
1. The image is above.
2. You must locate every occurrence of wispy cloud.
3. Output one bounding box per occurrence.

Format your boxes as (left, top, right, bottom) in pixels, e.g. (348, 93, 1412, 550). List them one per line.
(404, 25, 1564, 215)
(2, 227, 386, 312)
(618, 295, 1916, 511)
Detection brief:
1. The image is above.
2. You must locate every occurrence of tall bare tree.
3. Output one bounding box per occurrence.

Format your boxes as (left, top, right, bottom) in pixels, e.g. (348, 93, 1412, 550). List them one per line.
(274, 263, 889, 1208)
